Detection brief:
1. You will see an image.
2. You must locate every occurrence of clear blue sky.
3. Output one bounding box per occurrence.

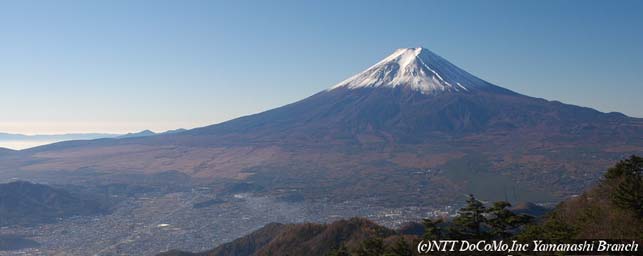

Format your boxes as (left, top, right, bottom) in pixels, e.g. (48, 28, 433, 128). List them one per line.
(1, 0, 642, 134)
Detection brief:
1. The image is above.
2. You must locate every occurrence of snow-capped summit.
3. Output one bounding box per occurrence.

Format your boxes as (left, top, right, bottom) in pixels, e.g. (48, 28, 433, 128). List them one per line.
(331, 47, 492, 94)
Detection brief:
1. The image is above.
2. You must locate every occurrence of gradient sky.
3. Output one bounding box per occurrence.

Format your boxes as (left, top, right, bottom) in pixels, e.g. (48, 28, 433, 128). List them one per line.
(1, 0, 642, 134)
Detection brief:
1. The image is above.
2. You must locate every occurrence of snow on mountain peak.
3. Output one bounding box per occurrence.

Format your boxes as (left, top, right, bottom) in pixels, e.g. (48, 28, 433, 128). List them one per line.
(330, 47, 491, 94)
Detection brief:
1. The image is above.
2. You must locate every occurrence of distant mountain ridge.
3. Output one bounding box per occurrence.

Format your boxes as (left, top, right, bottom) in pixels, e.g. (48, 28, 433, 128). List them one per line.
(0, 128, 187, 150)
(117, 130, 156, 139)
(0, 128, 189, 142)
(0, 132, 119, 141)
(117, 128, 187, 139)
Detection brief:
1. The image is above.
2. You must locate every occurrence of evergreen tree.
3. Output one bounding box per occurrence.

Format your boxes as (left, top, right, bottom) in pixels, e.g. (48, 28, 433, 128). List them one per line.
(421, 218, 442, 240)
(485, 201, 533, 239)
(516, 214, 577, 242)
(385, 236, 413, 256)
(354, 237, 386, 256)
(450, 194, 487, 239)
(327, 244, 351, 256)
(605, 155, 643, 216)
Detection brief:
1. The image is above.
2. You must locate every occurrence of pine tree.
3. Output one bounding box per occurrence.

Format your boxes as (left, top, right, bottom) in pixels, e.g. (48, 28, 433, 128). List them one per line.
(485, 201, 533, 239)
(354, 237, 385, 256)
(605, 155, 643, 216)
(384, 236, 413, 256)
(516, 214, 577, 242)
(421, 218, 442, 240)
(327, 244, 351, 256)
(450, 194, 487, 239)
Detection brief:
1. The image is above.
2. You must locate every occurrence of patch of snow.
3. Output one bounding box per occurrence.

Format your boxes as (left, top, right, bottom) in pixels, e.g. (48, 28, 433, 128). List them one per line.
(330, 47, 491, 94)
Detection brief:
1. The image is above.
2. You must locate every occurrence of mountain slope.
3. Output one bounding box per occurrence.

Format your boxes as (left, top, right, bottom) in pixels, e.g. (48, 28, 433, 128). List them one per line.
(518, 155, 643, 240)
(0, 235, 40, 251)
(0, 181, 107, 227)
(0, 147, 14, 155)
(158, 218, 396, 256)
(1, 47, 641, 205)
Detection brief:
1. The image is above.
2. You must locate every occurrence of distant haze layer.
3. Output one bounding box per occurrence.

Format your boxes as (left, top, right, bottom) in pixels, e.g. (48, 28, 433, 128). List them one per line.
(0, 140, 62, 150)
(0, 132, 118, 150)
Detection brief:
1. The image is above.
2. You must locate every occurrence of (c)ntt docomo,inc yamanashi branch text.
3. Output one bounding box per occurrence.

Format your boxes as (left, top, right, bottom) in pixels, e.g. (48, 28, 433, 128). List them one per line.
(416, 240, 639, 254)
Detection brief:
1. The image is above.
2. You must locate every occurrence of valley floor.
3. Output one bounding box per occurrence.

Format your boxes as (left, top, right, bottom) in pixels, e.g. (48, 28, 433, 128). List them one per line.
(0, 190, 457, 256)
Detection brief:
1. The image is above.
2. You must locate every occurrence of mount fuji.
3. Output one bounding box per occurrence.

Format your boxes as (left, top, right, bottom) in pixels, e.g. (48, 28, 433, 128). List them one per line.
(183, 47, 630, 142)
(2, 47, 641, 205)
